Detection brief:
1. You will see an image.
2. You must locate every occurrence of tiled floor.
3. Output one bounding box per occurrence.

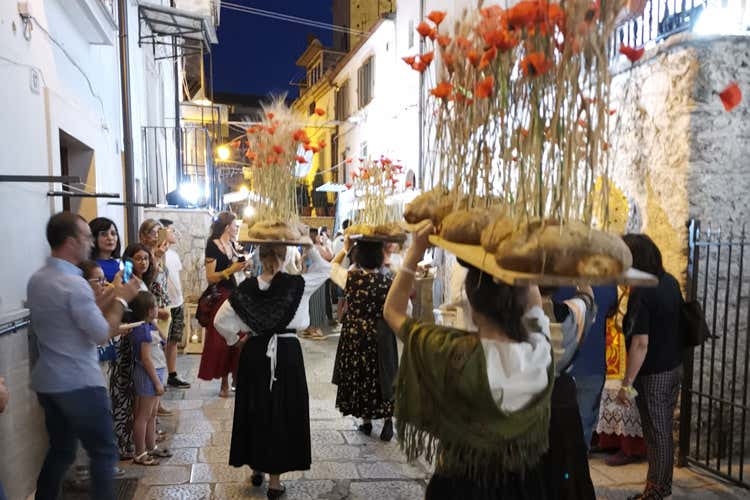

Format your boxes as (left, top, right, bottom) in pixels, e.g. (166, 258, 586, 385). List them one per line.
(110, 334, 749, 499)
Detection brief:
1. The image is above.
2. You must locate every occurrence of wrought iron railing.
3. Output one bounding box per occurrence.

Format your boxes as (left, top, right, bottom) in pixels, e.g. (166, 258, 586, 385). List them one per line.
(612, 0, 707, 52)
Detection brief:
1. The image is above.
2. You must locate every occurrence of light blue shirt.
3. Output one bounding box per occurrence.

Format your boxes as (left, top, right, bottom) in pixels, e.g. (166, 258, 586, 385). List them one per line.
(27, 257, 110, 393)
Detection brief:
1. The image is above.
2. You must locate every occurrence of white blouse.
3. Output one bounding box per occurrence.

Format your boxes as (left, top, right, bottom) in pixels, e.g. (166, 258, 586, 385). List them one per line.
(213, 247, 331, 345)
(481, 305, 552, 413)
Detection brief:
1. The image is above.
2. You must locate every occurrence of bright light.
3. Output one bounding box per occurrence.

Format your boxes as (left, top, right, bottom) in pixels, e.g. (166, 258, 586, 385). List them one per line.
(243, 205, 256, 218)
(693, 3, 747, 35)
(216, 145, 231, 161)
(223, 191, 249, 204)
(179, 183, 201, 205)
(239, 185, 249, 194)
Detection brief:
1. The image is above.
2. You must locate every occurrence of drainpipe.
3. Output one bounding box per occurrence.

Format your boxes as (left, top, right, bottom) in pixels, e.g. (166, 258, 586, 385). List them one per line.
(418, 0, 425, 189)
(171, 0, 183, 191)
(118, 0, 138, 243)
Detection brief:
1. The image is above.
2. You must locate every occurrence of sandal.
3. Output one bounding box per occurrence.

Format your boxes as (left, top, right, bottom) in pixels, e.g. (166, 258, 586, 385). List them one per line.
(149, 446, 173, 458)
(132, 452, 160, 466)
(303, 328, 326, 340)
(267, 484, 286, 499)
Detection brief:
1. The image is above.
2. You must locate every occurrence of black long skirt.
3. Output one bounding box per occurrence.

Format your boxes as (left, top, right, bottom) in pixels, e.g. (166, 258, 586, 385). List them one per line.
(229, 334, 311, 474)
(542, 373, 596, 500)
(425, 461, 549, 500)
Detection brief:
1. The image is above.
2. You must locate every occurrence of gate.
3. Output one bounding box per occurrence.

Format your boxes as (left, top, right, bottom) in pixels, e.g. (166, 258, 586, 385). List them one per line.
(679, 219, 750, 488)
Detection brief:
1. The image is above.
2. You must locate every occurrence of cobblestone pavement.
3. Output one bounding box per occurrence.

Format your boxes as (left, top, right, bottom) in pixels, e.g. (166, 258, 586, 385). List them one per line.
(117, 334, 750, 499)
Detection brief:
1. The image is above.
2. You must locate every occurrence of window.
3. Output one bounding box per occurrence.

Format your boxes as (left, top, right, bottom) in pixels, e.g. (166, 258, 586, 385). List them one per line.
(336, 81, 350, 121)
(309, 101, 317, 116)
(408, 20, 415, 48)
(307, 62, 322, 87)
(357, 56, 374, 109)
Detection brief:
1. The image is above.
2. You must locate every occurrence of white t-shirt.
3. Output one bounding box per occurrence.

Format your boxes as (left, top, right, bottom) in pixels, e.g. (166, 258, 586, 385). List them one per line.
(481, 306, 552, 413)
(164, 248, 183, 307)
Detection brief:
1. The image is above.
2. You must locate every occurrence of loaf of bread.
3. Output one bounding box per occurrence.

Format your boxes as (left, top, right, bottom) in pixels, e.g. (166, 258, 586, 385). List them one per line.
(480, 216, 517, 252)
(373, 223, 405, 238)
(246, 220, 300, 242)
(440, 208, 496, 245)
(403, 188, 457, 227)
(494, 220, 632, 277)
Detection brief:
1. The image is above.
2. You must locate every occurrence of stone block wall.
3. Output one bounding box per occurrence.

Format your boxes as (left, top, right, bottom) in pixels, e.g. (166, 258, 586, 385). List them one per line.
(144, 208, 214, 304)
(608, 34, 750, 463)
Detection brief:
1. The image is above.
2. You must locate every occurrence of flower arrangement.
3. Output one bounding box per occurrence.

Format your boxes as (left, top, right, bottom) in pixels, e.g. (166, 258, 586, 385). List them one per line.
(406, 0, 625, 226)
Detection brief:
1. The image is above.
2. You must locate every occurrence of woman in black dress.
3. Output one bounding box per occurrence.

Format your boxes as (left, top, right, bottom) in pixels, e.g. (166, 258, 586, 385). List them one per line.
(330, 238, 396, 441)
(198, 212, 249, 396)
(214, 244, 330, 499)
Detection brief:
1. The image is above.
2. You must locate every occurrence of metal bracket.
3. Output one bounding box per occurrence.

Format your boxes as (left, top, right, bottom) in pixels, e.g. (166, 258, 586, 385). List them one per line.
(47, 191, 120, 199)
(0, 175, 82, 183)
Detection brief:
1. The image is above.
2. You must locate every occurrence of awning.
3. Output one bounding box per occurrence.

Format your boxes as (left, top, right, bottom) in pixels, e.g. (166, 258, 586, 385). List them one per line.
(138, 2, 217, 60)
(315, 182, 348, 193)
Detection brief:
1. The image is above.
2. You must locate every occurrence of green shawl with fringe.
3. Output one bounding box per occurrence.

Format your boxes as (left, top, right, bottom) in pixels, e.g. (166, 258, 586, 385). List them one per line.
(394, 318, 554, 482)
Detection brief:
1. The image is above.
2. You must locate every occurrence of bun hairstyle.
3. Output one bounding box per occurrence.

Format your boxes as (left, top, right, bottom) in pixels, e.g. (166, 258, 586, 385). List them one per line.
(622, 233, 665, 277)
(351, 240, 385, 270)
(464, 265, 528, 342)
(258, 244, 287, 265)
(208, 212, 236, 241)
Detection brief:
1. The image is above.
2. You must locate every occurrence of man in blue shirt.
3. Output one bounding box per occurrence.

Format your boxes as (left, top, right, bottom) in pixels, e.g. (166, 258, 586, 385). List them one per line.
(27, 212, 140, 499)
(555, 286, 618, 450)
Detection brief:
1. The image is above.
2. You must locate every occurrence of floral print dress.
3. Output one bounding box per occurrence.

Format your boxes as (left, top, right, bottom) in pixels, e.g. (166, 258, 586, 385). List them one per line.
(332, 269, 393, 419)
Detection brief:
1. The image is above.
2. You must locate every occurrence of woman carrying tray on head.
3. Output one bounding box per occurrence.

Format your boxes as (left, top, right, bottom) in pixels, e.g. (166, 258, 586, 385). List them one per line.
(198, 212, 251, 397)
(330, 235, 397, 441)
(383, 221, 555, 499)
(213, 242, 330, 499)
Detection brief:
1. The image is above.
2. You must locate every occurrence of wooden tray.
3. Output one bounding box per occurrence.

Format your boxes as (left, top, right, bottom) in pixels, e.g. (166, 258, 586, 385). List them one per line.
(428, 235, 658, 287)
(239, 237, 313, 246)
(349, 233, 407, 244)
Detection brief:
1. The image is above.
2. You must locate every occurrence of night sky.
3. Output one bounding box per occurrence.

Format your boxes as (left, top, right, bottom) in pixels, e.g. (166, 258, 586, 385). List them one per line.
(213, 1, 334, 97)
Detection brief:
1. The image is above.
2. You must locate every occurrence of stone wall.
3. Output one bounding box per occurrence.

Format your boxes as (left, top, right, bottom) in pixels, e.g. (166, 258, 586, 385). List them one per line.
(609, 34, 750, 462)
(143, 208, 214, 304)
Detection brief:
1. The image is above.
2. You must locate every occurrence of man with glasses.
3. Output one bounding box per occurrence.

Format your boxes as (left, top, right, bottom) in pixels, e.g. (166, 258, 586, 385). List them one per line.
(27, 212, 141, 499)
(159, 219, 191, 389)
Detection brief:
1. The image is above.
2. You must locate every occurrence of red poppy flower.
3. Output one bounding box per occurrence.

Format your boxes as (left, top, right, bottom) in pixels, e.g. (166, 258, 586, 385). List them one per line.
(416, 21, 433, 38)
(608, 109, 617, 115)
(245, 151, 257, 160)
(506, 1, 541, 29)
(412, 61, 428, 73)
(420, 51, 435, 66)
(351, 172, 358, 179)
(481, 5, 504, 19)
(345, 183, 352, 189)
(311, 146, 320, 154)
(303, 144, 313, 152)
(314, 107, 326, 116)
(520, 52, 553, 77)
(231, 139, 241, 148)
(578, 119, 587, 127)
(405, 181, 413, 188)
(479, 47, 498, 69)
(295, 155, 307, 163)
(430, 81, 453, 100)
(272, 145, 283, 154)
(475, 76, 494, 99)
(520, 128, 529, 137)
(719, 82, 742, 112)
(267, 126, 277, 135)
(443, 52, 456, 71)
(437, 35, 452, 48)
(602, 142, 609, 151)
(468, 50, 481, 67)
(619, 44, 644, 63)
(427, 10, 447, 26)
(456, 37, 472, 51)
(484, 29, 518, 52)
(293, 129, 307, 142)
(345, 158, 353, 164)
(266, 112, 275, 119)
(402, 55, 416, 66)
(318, 139, 327, 148)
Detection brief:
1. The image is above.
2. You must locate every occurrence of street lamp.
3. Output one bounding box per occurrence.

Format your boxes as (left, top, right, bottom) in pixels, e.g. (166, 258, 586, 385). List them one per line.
(216, 144, 231, 161)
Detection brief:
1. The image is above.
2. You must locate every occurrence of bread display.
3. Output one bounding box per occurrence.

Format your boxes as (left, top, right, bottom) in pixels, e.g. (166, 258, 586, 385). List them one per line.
(494, 220, 632, 277)
(346, 222, 406, 242)
(243, 220, 312, 244)
(480, 216, 517, 252)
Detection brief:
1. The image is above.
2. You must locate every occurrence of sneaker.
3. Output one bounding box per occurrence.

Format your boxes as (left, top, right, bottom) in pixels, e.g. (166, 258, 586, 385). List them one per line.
(157, 405, 173, 416)
(167, 375, 191, 389)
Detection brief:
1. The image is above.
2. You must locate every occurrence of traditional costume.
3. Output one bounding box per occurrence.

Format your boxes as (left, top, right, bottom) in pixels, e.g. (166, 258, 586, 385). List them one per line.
(213, 248, 329, 474)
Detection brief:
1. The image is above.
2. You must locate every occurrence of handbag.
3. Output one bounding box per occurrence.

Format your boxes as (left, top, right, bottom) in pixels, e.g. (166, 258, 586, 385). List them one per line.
(680, 299, 711, 348)
(196, 284, 223, 327)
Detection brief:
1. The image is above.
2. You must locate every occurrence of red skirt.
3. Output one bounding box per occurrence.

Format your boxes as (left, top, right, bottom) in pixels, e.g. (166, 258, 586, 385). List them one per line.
(198, 289, 240, 381)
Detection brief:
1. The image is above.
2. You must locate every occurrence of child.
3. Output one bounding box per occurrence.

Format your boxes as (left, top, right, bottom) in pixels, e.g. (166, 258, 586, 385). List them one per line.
(129, 291, 173, 465)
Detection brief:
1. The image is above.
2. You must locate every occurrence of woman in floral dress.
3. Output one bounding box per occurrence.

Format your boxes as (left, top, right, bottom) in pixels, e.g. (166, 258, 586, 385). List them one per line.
(330, 237, 395, 441)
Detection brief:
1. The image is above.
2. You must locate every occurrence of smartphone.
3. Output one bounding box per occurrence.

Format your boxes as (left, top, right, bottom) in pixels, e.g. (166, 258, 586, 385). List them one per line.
(123, 260, 133, 283)
(157, 227, 168, 246)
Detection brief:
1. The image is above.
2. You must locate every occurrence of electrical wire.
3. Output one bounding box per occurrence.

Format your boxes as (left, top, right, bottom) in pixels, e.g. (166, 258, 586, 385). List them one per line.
(222, 2, 367, 36)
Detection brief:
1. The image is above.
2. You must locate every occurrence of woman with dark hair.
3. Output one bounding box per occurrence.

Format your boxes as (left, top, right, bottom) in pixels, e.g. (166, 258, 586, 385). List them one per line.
(110, 243, 155, 459)
(198, 212, 250, 397)
(618, 234, 683, 500)
(330, 237, 396, 440)
(89, 217, 121, 282)
(213, 243, 330, 499)
(383, 221, 554, 498)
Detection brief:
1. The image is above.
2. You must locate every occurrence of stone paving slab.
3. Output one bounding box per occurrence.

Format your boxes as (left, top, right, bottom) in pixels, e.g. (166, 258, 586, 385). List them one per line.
(110, 343, 750, 500)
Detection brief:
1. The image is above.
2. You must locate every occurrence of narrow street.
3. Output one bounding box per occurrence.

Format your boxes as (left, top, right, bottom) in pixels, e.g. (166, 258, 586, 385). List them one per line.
(110, 333, 749, 500)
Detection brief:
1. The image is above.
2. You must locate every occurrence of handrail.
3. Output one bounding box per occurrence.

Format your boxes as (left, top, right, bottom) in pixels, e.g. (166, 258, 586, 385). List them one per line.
(0, 316, 31, 337)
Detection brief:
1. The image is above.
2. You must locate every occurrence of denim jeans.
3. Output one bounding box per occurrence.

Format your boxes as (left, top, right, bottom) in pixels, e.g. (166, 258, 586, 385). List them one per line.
(35, 386, 117, 500)
(574, 374, 606, 451)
